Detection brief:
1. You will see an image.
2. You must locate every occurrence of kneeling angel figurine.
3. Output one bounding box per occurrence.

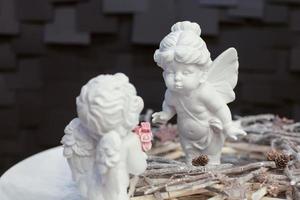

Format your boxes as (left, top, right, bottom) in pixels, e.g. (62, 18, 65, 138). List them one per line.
(152, 21, 246, 165)
(61, 73, 147, 200)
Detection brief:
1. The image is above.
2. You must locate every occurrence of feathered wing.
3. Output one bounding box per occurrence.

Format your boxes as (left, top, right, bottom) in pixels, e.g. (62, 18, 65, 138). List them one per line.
(206, 47, 239, 104)
(61, 118, 96, 197)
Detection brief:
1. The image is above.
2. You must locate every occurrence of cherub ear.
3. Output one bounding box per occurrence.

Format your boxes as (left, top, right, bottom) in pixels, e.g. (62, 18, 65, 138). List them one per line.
(133, 96, 144, 112)
(199, 71, 208, 83)
(124, 96, 144, 130)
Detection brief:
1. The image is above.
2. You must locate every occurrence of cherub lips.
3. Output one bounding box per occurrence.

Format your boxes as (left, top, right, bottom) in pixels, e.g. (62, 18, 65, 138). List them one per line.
(175, 83, 183, 88)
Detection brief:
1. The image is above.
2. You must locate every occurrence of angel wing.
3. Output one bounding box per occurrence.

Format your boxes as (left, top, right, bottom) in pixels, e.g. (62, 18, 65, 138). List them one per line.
(206, 47, 239, 104)
(61, 118, 96, 197)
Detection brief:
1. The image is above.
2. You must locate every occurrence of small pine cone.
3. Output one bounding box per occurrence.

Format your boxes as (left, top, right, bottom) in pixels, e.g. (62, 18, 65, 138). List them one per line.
(255, 173, 268, 184)
(266, 150, 279, 161)
(274, 153, 290, 169)
(267, 185, 280, 197)
(192, 154, 209, 166)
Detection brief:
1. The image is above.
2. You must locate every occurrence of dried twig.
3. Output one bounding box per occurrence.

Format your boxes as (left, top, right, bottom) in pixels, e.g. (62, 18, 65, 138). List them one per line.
(132, 114, 300, 199)
(128, 176, 140, 197)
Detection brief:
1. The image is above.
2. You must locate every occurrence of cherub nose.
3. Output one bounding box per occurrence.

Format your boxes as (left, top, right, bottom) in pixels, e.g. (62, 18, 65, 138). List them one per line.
(175, 73, 182, 81)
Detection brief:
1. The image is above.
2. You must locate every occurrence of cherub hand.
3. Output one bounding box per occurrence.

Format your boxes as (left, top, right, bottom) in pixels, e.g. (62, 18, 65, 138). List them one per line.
(152, 111, 172, 124)
(224, 124, 247, 140)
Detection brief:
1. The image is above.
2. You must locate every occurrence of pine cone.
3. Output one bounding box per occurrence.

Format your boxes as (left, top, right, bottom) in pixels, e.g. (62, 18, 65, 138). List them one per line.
(192, 154, 209, 166)
(267, 185, 280, 197)
(274, 153, 290, 169)
(266, 150, 290, 168)
(266, 150, 278, 161)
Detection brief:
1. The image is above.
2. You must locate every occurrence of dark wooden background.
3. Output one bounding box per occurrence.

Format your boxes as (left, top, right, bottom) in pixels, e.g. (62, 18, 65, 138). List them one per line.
(0, 0, 300, 174)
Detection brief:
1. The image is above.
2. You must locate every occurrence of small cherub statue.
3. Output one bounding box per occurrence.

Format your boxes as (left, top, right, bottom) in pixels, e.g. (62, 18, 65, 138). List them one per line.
(61, 73, 147, 200)
(152, 21, 246, 165)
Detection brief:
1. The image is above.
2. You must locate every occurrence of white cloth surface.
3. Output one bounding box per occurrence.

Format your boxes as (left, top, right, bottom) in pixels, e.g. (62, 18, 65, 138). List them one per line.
(0, 147, 82, 200)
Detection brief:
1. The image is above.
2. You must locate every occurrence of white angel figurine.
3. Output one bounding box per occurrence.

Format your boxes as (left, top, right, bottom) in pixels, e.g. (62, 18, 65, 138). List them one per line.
(61, 73, 147, 200)
(152, 21, 246, 165)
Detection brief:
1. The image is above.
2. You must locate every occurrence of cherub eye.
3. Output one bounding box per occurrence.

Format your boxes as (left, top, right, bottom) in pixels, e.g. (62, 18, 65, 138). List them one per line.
(183, 70, 192, 75)
(166, 70, 174, 74)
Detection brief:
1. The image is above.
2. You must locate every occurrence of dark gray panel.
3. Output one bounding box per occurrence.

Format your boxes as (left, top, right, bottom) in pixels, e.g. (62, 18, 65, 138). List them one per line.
(272, 50, 290, 78)
(269, 0, 300, 4)
(0, 0, 19, 35)
(290, 47, 300, 72)
(0, 43, 16, 70)
(0, 108, 18, 138)
(198, 0, 238, 7)
(12, 24, 46, 55)
(290, 9, 300, 31)
(263, 4, 288, 24)
(0, 76, 15, 107)
(219, 9, 245, 24)
(76, 0, 118, 33)
(105, 54, 134, 76)
(45, 6, 90, 45)
(240, 81, 279, 104)
(238, 48, 280, 72)
(42, 52, 84, 81)
(272, 79, 300, 101)
(133, 79, 165, 107)
(16, 91, 42, 128)
(293, 104, 300, 121)
(177, 0, 219, 36)
(5, 58, 43, 89)
(216, 27, 293, 50)
(38, 109, 75, 147)
(0, 139, 22, 155)
(43, 81, 82, 109)
(102, 0, 148, 14)
(16, 0, 53, 22)
(228, 0, 265, 19)
(49, 0, 80, 2)
(132, 0, 177, 44)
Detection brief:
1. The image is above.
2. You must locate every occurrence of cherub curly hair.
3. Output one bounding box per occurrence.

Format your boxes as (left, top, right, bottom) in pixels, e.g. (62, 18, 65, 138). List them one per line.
(76, 73, 143, 175)
(154, 21, 212, 69)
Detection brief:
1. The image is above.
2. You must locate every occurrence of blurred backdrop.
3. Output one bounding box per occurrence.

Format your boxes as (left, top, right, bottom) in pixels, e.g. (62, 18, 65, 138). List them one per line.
(0, 0, 300, 174)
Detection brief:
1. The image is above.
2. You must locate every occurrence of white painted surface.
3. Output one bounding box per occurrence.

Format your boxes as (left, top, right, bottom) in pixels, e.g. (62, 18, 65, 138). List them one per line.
(0, 147, 81, 200)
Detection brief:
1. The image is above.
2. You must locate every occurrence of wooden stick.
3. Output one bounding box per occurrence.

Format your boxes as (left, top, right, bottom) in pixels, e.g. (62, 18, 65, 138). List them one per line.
(207, 195, 226, 200)
(128, 176, 140, 197)
(235, 167, 268, 183)
(225, 142, 271, 153)
(147, 155, 185, 165)
(164, 150, 185, 160)
(144, 164, 233, 177)
(219, 161, 276, 175)
(131, 188, 212, 200)
(147, 163, 181, 169)
(140, 162, 275, 195)
(165, 179, 218, 192)
(237, 114, 274, 126)
(251, 186, 268, 200)
(148, 142, 181, 155)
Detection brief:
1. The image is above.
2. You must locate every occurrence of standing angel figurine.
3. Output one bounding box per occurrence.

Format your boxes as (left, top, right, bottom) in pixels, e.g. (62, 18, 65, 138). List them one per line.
(61, 73, 147, 200)
(152, 21, 246, 165)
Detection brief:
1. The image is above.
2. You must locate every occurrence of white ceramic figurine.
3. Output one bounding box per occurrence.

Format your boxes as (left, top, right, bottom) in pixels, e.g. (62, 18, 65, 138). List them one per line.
(152, 21, 246, 165)
(61, 73, 147, 200)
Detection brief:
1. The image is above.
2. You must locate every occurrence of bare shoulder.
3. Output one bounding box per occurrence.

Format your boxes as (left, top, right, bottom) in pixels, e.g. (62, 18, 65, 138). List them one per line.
(124, 133, 140, 147)
(197, 83, 217, 100)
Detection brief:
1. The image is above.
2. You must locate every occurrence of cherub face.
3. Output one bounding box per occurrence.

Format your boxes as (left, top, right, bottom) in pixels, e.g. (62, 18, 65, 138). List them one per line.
(163, 61, 205, 93)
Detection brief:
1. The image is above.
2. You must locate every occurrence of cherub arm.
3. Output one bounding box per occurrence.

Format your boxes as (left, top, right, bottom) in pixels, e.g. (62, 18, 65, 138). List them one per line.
(202, 85, 246, 139)
(127, 134, 147, 175)
(162, 100, 176, 117)
(152, 90, 176, 124)
(202, 89, 232, 126)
